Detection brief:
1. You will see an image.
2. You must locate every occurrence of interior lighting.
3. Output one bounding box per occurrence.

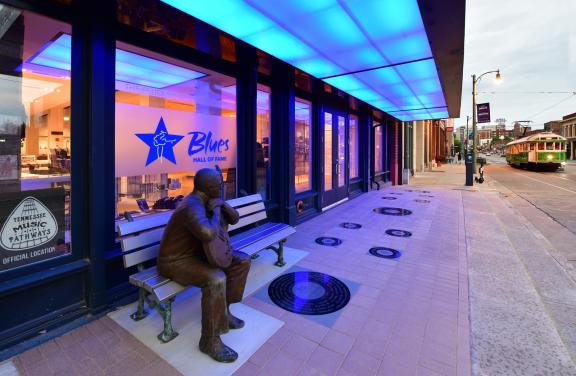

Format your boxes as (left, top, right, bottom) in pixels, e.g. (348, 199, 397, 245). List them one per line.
(22, 33, 206, 89)
(161, 0, 447, 121)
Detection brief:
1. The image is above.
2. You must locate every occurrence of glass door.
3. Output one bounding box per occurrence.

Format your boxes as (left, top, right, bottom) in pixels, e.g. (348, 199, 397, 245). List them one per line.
(323, 110, 348, 207)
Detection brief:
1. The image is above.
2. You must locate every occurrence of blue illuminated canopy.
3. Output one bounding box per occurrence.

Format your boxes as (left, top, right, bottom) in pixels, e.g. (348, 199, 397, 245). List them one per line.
(161, 0, 448, 121)
(23, 33, 206, 88)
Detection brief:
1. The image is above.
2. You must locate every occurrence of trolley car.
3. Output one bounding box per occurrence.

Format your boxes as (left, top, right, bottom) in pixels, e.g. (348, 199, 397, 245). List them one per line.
(505, 132, 566, 171)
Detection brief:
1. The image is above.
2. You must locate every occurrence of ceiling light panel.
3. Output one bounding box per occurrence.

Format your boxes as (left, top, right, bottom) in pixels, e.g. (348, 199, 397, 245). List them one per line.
(161, 0, 446, 121)
(24, 34, 206, 89)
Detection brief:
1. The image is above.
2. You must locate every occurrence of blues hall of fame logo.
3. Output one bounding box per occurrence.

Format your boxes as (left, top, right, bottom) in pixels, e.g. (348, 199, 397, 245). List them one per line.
(135, 117, 184, 166)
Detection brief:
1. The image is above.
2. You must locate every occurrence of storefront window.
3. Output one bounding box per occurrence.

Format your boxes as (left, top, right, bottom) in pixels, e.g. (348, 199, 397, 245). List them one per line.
(295, 99, 312, 193)
(374, 124, 383, 173)
(349, 115, 359, 179)
(114, 42, 236, 219)
(116, 0, 236, 63)
(324, 112, 332, 191)
(0, 8, 72, 272)
(256, 85, 271, 200)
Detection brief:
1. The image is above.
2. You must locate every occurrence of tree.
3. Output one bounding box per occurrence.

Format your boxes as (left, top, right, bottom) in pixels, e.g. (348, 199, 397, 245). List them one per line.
(454, 139, 463, 153)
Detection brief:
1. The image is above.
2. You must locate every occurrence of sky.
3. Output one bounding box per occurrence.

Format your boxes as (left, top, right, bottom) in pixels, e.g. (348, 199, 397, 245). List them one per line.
(454, 0, 576, 129)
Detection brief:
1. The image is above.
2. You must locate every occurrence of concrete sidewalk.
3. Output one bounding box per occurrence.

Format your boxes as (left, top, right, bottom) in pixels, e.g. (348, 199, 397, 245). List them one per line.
(2, 163, 575, 375)
(412, 163, 576, 375)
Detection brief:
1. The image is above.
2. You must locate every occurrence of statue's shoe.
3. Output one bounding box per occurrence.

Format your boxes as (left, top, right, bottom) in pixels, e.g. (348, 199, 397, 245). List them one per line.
(199, 336, 238, 363)
(228, 312, 245, 329)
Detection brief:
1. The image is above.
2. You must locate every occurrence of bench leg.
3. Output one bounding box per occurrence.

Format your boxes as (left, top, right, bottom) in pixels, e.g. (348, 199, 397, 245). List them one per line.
(130, 287, 149, 321)
(157, 298, 179, 343)
(274, 240, 286, 267)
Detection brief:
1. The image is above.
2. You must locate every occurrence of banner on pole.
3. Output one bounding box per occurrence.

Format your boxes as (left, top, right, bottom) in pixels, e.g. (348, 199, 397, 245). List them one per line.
(476, 103, 491, 123)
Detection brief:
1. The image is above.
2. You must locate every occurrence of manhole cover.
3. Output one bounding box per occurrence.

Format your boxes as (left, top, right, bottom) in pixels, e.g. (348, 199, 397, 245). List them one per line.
(381, 196, 397, 200)
(268, 271, 351, 315)
(369, 247, 402, 259)
(315, 237, 343, 246)
(414, 199, 430, 203)
(340, 223, 362, 229)
(373, 207, 412, 216)
(385, 229, 412, 238)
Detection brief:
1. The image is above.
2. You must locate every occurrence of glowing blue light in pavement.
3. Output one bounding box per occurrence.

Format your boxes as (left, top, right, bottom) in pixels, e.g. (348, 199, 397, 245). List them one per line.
(161, 0, 447, 120)
(24, 34, 206, 88)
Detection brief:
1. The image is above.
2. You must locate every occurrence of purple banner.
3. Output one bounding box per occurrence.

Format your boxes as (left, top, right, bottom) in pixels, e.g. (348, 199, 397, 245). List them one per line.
(476, 103, 491, 123)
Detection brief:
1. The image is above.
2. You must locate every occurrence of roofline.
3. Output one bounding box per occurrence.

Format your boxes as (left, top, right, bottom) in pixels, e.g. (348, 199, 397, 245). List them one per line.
(418, 0, 466, 119)
(506, 132, 567, 146)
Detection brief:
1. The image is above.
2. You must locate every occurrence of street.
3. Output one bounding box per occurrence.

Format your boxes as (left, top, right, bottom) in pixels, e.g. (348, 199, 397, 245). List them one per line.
(483, 155, 576, 236)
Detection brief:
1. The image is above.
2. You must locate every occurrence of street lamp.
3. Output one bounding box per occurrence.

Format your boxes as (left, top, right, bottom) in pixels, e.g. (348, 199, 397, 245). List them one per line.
(472, 69, 502, 172)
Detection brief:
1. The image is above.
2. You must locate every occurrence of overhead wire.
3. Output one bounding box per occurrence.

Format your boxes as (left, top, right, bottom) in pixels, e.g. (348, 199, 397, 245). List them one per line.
(526, 93, 576, 120)
(477, 91, 576, 94)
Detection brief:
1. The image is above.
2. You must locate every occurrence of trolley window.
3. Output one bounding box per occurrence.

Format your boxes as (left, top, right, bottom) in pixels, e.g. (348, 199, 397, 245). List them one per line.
(538, 142, 544, 150)
(546, 143, 554, 150)
(530, 143, 535, 150)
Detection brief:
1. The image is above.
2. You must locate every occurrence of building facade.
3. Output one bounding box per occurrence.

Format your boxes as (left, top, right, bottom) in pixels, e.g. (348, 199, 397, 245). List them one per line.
(560, 113, 576, 160)
(0, 0, 464, 351)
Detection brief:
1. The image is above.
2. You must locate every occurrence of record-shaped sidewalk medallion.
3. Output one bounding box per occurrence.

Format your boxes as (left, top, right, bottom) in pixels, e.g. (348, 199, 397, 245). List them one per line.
(268, 271, 351, 315)
(369, 247, 402, 259)
(414, 199, 430, 203)
(315, 237, 343, 246)
(340, 223, 362, 229)
(381, 196, 397, 200)
(385, 229, 412, 238)
(389, 192, 403, 195)
(373, 207, 412, 216)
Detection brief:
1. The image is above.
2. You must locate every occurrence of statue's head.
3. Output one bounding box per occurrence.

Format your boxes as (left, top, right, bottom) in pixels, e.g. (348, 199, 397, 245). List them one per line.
(194, 168, 222, 199)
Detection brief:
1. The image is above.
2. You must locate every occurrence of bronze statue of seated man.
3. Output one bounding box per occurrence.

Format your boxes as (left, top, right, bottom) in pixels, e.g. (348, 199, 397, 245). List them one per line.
(157, 168, 251, 363)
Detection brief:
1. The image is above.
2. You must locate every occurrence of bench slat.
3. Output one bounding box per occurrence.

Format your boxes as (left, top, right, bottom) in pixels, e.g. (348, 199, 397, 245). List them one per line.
(228, 211, 267, 232)
(121, 227, 164, 252)
(237, 226, 296, 256)
(117, 211, 172, 236)
(236, 202, 265, 217)
(152, 281, 189, 303)
(227, 194, 263, 209)
(123, 244, 159, 268)
(141, 274, 171, 291)
(129, 266, 159, 287)
(230, 222, 277, 239)
(231, 223, 288, 250)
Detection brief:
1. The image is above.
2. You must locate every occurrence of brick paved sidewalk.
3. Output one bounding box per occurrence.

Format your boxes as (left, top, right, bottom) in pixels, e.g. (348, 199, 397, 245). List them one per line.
(2, 182, 472, 376)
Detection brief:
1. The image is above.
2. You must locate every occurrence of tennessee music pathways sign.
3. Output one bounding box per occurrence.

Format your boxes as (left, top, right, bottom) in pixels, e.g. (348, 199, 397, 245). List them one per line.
(476, 103, 491, 123)
(115, 103, 237, 177)
(0, 188, 68, 272)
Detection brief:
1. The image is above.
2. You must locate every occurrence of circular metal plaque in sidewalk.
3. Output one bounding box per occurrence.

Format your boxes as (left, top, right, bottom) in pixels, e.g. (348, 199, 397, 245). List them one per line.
(373, 207, 413, 216)
(381, 196, 397, 200)
(268, 271, 351, 315)
(385, 229, 412, 238)
(414, 199, 430, 204)
(340, 222, 362, 229)
(315, 237, 343, 246)
(369, 247, 402, 259)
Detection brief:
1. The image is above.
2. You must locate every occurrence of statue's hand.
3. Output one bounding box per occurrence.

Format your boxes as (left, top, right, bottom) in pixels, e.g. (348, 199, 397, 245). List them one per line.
(208, 198, 225, 212)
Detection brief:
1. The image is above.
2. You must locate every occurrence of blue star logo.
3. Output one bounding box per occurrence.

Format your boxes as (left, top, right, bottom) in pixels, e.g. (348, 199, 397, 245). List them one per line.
(135, 117, 184, 166)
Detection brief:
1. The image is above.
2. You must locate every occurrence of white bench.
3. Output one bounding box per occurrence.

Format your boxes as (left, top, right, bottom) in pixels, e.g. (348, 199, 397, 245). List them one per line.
(117, 193, 295, 343)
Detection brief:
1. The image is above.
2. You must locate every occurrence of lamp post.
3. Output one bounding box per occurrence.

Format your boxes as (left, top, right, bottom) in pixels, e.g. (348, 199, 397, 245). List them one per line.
(472, 69, 502, 173)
